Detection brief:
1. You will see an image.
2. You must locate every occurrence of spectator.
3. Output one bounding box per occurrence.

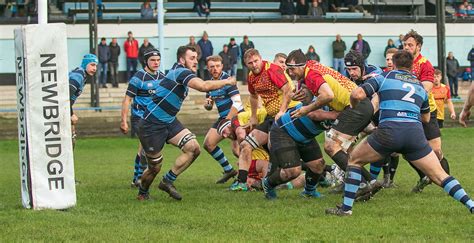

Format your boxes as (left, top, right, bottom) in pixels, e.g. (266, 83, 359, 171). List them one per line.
(97, 0, 104, 19)
(384, 39, 397, 57)
(108, 38, 121, 88)
(194, 0, 211, 17)
(305, 45, 320, 62)
(124, 31, 139, 80)
(432, 69, 456, 128)
(446, 51, 460, 98)
(228, 37, 240, 76)
(332, 34, 346, 75)
(240, 35, 255, 84)
(468, 45, 474, 82)
(97, 37, 110, 88)
(296, 0, 309, 15)
(351, 33, 371, 64)
(395, 34, 404, 49)
(138, 38, 155, 68)
(141, 1, 154, 19)
(345, 0, 364, 13)
(219, 44, 233, 74)
(197, 31, 213, 79)
(308, 0, 324, 17)
(187, 36, 202, 61)
(279, 0, 295, 15)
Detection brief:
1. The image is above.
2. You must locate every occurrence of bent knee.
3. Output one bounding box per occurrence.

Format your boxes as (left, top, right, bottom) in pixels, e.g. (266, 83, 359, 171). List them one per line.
(281, 167, 301, 181)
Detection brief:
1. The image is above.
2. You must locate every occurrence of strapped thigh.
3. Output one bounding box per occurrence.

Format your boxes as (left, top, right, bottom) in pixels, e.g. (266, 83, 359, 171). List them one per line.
(177, 132, 197, 150)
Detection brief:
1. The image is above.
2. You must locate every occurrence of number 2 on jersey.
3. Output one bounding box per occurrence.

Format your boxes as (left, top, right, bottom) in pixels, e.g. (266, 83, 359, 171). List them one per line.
(401, 83, 415, 103)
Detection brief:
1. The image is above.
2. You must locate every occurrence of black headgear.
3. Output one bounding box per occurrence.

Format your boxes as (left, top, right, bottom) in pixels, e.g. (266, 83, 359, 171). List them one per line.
(144, 48, 161, 70)
(344, 50, 365, 74)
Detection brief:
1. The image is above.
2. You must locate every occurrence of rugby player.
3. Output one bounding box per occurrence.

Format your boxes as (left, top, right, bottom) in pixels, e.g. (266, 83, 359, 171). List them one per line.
(136, 45, 236, 201)
(273, 53, 288, 69)
(403, 30, 450, 192)
(120, 49, 164, 187)
(262, 99, 339, 200)
(69, 54, 98, 148)
(432, 69, 456, 128)
(216, 108, 268, 191)
(202, 55, 243, 184)
(235, 48, 299, 188)
(286, 49, 375, 198)
(326, 50, 474, 216)
(459, 81, 474, 127)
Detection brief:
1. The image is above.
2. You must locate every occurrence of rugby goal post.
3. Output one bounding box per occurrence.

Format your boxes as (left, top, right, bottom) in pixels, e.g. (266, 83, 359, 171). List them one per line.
(14, 23, 77, 210)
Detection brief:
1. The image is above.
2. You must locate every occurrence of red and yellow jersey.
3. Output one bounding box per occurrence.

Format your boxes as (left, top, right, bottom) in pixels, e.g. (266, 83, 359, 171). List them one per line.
(248, 148, 269, 180)
(247, 61, 299, 117)
(412, 54, 437, 112)
(231, 108, 267, 129)
(252, 147, 269, 161)
(432, 84, 451, 120)
(303, 60, 357, 111)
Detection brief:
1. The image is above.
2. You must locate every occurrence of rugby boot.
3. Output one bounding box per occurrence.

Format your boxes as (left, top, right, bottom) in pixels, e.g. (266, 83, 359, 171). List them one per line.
(325, 207, 352, 216)
(262, 178, 277, 200)
(136, 192, 150, 201)
(300, 190, 323, 199)
(216, 169, 238, 184)
(411, 176, 431, 193)
(355, 182, 373, 202)
(158, 178, 182, 201)
(229, 181, 248, 191)
(329, 183, 344, 194)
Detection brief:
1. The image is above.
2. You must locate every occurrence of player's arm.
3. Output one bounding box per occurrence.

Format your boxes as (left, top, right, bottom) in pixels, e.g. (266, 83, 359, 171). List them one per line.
(459, 82, 474, 127)
(225, 94, 243, 120)
(307, 109, 339, 121)
(355, 76, 380, 108)
(248, 93, 259, 128)
(446, 98, 456, 120)
(291, 83, 334, 119)
(120, 95, 133, 134)
(276, 82, 293, 120)
(188, 76, 236, 92)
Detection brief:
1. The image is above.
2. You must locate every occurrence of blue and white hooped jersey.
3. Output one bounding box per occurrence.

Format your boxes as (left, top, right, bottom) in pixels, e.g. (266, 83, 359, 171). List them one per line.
(69, 67, 87, 104)
(126, 69, 165, 118)
(143, 63, 197, 124)
(362, 69, 429, 124)
(354, 64, 383, 86)
(276, 102, 331, 144)
(206, 72, 240, 118)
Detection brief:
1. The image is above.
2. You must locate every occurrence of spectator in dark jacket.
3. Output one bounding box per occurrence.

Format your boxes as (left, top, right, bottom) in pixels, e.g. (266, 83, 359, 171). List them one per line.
(308, 0, 324, 17)
(219, 45, 233, 74)
(447, 51, 460, 98)
(240, 35, 254, 84)
(138, 38, 155, 68)
(197, 31, 213, 79)
(187, 36, 202, 61)
(98, 37, 110, 88)
(468, 46, 474, 82)
(296, 0, 309, 15)
(228, 37, 240, 76)
(124, 31, 139, 80)
(305, 45, 320, 62)
(384, 39, 397, 57)
(332, 34, 346, 75)
(108, 38, 121, 88)
(280, 0, 295, 15)
(351, 33, 371, 64)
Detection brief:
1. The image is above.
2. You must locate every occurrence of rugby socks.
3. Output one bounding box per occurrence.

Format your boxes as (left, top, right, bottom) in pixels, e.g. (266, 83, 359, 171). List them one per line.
(210, 146, 233, 172)
(132, 153, 141, 182)
(332, 150, 371, 182)
(370, 162, 383, 180)
(304, 170, 321, 193)
(237, 170, 248, 183)
(440, 157, 450, 174)
(266, 168, 285, 188)
(389, 155, 399, 181)
(441, 176, 474, 212)
(138, 185, 149, 195)
(409, 161, 426, 179)
(342, 166, 362, 212)
(164, 170, 178, 183)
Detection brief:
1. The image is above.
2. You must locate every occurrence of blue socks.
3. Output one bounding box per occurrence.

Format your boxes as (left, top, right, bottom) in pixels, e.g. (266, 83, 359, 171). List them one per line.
(164, 170, 178, 183)
(342, 166, 362, 212)
(442, 176, 474, 212)
(210, 146, 233, 172)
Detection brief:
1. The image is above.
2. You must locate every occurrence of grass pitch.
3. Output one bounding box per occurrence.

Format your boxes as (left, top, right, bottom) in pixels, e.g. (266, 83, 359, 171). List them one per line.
(0, 128, 473, 241)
